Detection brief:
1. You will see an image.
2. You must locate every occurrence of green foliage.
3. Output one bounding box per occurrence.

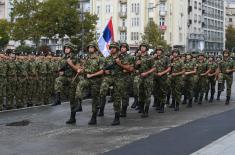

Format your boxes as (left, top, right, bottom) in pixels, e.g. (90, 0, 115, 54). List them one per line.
(0, 19, 11, 49)
(226, 25, 235, 51)
(142, 21, 168, 50)
(10, 0, 98, 49)
(14, 45, 35, 54)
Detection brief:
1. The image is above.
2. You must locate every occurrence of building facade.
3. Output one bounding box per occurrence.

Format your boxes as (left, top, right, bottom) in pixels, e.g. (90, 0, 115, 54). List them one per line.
(226, 3, 235, 27)
(202, 0, 225, 54)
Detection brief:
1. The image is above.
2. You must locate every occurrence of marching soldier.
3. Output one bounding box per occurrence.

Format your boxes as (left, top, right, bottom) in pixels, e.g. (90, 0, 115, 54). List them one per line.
(75, 42, 104, 125)
(134, 43, 155, 117)
(207, 56, 219, 103)
(169, 49, 185, 111)
(152, 46, 171, 113)
(0, 54, 7, 111)
(183, 53, 197, 107)
(53, 42, 81, 124)
(218, 50, 235, 105)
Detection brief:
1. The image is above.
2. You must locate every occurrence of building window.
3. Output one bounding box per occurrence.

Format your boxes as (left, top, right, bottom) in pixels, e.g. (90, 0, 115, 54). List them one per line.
(148, 3, 154, 12)
(106, 5, 110, 13)
(97, 6, 100, 14)
(229, 18, 233, 22)
(131, 32, 139, 41)
(194, 1, 197, 9)
(160, 17, 165, 26)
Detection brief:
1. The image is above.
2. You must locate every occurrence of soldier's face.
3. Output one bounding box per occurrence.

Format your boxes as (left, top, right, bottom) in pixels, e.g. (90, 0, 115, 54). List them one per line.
(140, 46, 147, 52)
(172, 52, 178, 58)
(65, 47, 71, 54)
(223, 52, 229, 57)
(121, 47, 127, 53)
(186, 55, 191, 60)
(156, 50, 162, 56)
(88, 46, 95, 53)
(110, 47, 117, 54)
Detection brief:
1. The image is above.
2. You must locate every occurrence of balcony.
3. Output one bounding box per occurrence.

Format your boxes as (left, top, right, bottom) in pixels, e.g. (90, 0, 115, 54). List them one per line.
(119, 0, 127, 4)
(119, 12, 127, 18)
(119, 26, 127, 32)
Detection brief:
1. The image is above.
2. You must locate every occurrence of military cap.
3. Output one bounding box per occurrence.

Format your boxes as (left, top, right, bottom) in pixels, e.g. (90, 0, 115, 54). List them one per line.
(139, 42, 149, 51)
(223, 49, 230, 55)
(197, 53, 206, 57)
(171, 48, 180, 55)
(64, 42, 76, 52)
(87, 41, 99, 51)
(109, 42, 120, 50)
(120, 42, 130, 51)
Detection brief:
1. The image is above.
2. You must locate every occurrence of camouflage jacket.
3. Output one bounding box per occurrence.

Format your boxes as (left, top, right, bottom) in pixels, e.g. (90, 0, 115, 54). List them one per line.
(153, 55, 170, 74)
(83, 54, 104, 74)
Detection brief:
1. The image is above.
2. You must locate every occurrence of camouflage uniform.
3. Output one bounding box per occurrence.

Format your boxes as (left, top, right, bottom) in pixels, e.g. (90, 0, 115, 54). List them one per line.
(207, 60, 218, 102)
(6, 58, 17, 109)
(170, 56, 184, 111)
(153, 54, 170, 112)
(195, 58, 209, 104)
(75, 53, 104, 114)
(183, 59, 196, 107)
(0, 58, 7, 110)
(134, 52, 154, 117)
(219, 55, 234, 104)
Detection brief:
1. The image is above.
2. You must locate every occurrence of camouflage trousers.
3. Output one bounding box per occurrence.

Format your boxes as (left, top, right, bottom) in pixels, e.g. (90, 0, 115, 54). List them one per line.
(183, 76, 195, 100)
(0, 77, 6, 110)
(170, 76, 182, 104)
(100, 76, 124, 113)
(120, 75, 132, 107)
(16, 77, 27, 107)
(207, 76, 216, 97)
(38, 75, 50, 105)
(153, 75, 168, 107)
(195, 76, 207, 99)
(26, 77, 37, 104)
(134, 76, 153, 108)
(218, 73, 233, 97)
(6, 77, 17, 108)
(76, 77, 102, 113)
(54, 75, 79, 111)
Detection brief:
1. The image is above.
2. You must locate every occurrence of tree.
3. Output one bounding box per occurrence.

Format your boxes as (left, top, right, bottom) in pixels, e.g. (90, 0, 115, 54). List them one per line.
(10, 0, 43, 45)
(71, 12, 98, 52)
(0, 19, 10, 50)
(14, 45, 35, 54)
(226, 25, 235, 51)
(142, 21, 168, 49)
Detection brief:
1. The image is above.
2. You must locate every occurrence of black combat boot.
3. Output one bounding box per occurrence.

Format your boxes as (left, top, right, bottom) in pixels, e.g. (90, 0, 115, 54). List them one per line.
(51, 92, 61, 106)
(158, 103, 165, 113)
(66, 112, 76, 124)
(155, 98, 161, 110)
(187, 99, 193, 108)
(141, 105, 149, 118)
(166, 93, 170, 105)
(88, 112, 97, 125)
(169, 98, 175, 108)
(120, 105, 128, 117)
(131, 96, 138, 109)
(72, 98, 83, 113)
(217, 91, 221, 101)
(98, 96, 106, 117)
(111, 112, 120, 126)
(225, 96, 230, 105)
(174, 102, 180, 111)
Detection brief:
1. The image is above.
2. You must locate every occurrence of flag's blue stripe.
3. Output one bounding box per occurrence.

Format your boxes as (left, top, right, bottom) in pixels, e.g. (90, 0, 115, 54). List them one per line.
(103, 26, 112, 42)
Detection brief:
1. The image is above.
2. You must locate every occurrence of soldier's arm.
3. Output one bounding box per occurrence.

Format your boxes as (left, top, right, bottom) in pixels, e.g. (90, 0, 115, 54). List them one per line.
(87, 70, 104, 79)
(185, 67, 197, 75)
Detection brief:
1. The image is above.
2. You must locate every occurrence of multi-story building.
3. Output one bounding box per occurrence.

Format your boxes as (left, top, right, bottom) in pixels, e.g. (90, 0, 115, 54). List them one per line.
(187, 0, 204, 52)
(90, 0, 169, 51)
(226, 3, 235, 27)
(202, 0, 225, 54)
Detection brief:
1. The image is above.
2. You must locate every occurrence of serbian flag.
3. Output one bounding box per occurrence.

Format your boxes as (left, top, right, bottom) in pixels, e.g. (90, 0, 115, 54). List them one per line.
(98, 17, 114, 58)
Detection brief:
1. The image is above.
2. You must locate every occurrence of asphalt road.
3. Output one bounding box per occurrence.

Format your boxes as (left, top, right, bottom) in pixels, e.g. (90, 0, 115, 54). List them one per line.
(0, 89, 235, 155)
